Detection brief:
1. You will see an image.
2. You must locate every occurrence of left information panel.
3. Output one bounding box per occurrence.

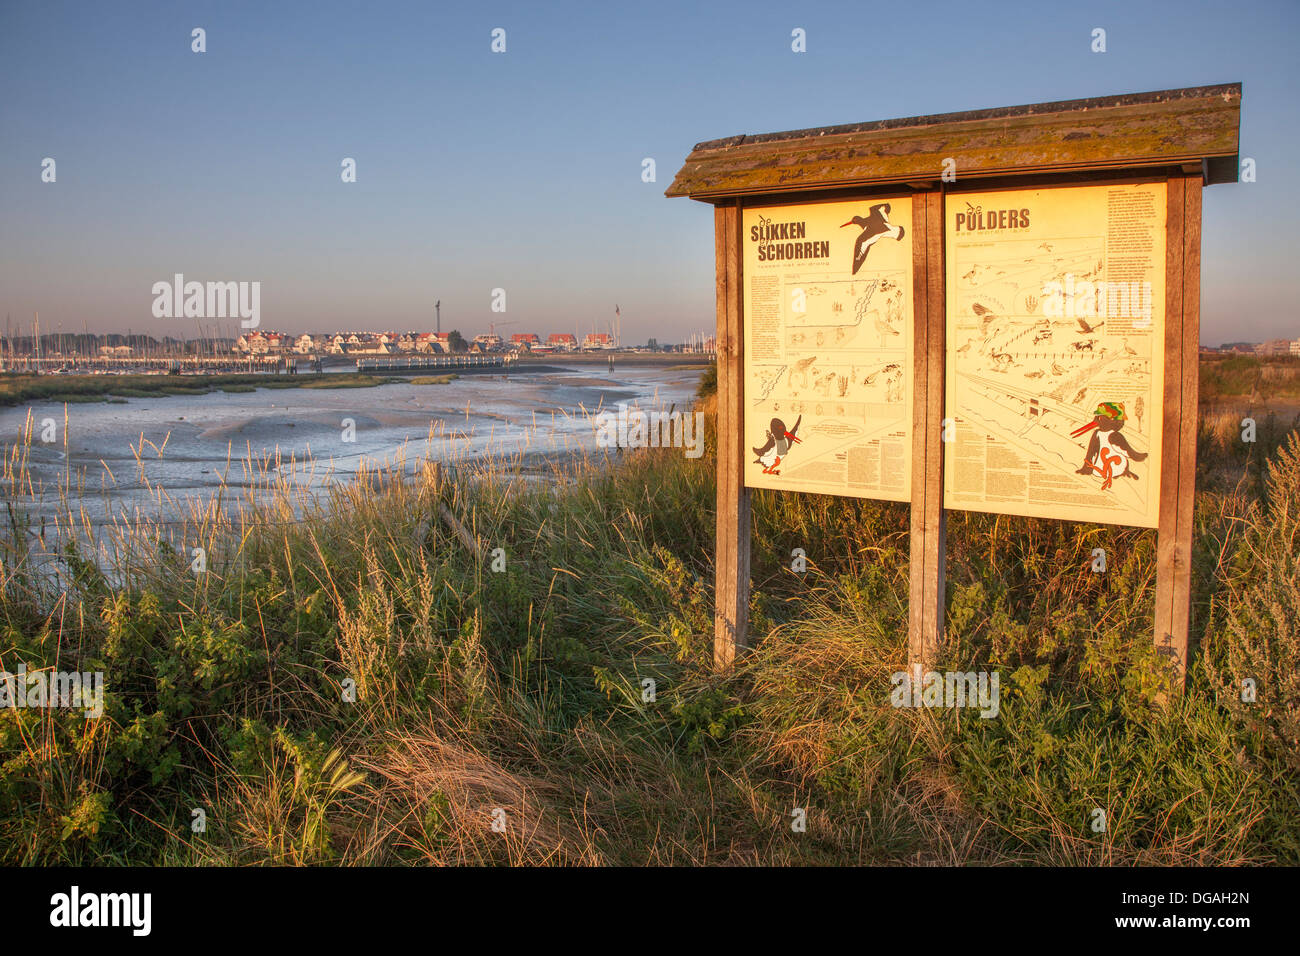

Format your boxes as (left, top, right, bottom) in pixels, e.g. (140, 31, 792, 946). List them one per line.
(742, 196, 914, 501)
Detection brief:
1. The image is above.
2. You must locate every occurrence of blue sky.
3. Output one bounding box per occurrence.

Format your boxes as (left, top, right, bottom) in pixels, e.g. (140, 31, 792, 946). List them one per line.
(1, 0, 1296, 345)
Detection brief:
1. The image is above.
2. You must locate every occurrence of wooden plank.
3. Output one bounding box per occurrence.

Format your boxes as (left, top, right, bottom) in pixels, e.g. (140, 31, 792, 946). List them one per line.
(713, 202, 751, 669)
(908, 195, 931, 675)
(1171, 175, 1203, 665)
(926, 191, 948, 674)
(1154, 175, 1187, 684)
(666, 85, 1241, 199)
(908, 190, 946, 678)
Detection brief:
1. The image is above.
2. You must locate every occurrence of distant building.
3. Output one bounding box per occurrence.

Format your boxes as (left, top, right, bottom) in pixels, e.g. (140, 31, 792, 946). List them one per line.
(98, 345, 133, 357)
(511, 333, 541, 349)
(234, 331, 287, 355)
(473, 333, 503, 350)
(547, 333, 577, 351)
(1255, 339, 1291, 356)
(583, 332, 613, 350)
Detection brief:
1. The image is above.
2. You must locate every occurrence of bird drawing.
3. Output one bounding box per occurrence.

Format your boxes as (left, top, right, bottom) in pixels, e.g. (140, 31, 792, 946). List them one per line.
(787, 354, 818, 391)
(874, 302, 901, 348)
(753, 416, 803, 475)
(1072, 402, 1147, 490)
(1076, 317, 1105, 335)
(841, 204, 905, 274)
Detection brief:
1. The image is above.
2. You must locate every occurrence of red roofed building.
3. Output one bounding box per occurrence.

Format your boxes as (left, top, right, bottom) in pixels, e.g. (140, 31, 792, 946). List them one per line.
(547, 333, 577, 351)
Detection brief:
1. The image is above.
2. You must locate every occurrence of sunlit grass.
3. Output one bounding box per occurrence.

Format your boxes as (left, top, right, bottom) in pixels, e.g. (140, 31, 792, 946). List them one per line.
(1, 364, 1297, 866)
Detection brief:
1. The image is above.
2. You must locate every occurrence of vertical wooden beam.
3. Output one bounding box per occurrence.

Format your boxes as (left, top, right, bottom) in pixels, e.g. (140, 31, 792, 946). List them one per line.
(908, 191, 946, 678)
(1155, 173, 1200, 688)
(714, 202, 751, 669)
(1173, 176, 1202, 653)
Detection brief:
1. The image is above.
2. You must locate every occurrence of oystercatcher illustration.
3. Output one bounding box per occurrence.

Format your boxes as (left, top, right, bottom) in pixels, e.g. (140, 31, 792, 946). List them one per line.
(1071, 401, 1147, 490)
(842, 204, 905, 274)
(753, 415, 802, 475)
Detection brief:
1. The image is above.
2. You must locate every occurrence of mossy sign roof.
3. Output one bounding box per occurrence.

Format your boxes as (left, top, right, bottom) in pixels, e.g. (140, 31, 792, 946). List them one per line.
(666, 84, 1241, 201)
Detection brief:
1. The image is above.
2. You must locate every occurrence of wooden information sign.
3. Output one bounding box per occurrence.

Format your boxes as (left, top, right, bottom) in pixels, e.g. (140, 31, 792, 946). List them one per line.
(742, 197, 915, 501)
(666, 85, 1242, 686)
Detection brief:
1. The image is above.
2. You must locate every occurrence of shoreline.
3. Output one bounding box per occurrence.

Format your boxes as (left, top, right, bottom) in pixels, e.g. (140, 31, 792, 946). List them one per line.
(0, 358, 711, 409)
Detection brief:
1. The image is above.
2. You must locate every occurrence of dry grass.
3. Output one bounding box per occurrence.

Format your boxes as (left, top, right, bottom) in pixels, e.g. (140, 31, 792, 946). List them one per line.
(2, 363, 1298, 866)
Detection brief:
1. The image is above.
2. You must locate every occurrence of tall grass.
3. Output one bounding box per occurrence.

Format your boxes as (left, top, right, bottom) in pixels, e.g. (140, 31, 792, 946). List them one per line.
(0, 366, 1297, 865)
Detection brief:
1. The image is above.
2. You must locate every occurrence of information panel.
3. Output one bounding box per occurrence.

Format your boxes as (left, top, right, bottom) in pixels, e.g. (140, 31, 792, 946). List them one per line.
(943, 182, 1167, 527)
(742, 197, 913, 500)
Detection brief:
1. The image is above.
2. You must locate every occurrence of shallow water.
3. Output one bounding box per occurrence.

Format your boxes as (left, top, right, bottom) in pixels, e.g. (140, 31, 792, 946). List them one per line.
(0, 364, 705, 530)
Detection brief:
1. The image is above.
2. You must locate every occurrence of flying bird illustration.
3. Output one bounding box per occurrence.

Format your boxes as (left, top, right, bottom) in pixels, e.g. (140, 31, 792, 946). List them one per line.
(842, 204, 905, 274)
(753, 416, 803, 475)
(1076, 318, 1105, 334)
(972, 302, 998, 335)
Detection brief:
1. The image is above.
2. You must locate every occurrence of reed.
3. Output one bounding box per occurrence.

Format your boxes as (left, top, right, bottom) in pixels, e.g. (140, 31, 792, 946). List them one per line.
(0, 367, 1296, 866)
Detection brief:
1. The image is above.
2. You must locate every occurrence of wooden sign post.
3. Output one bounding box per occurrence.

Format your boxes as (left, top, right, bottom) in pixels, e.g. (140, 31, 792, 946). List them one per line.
(712, 202, 749, 669)
(668, 85, 1241, 687)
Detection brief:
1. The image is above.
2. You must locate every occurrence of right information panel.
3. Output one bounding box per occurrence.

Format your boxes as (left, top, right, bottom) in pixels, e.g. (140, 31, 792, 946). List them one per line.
(943, 182, 1167, 528)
